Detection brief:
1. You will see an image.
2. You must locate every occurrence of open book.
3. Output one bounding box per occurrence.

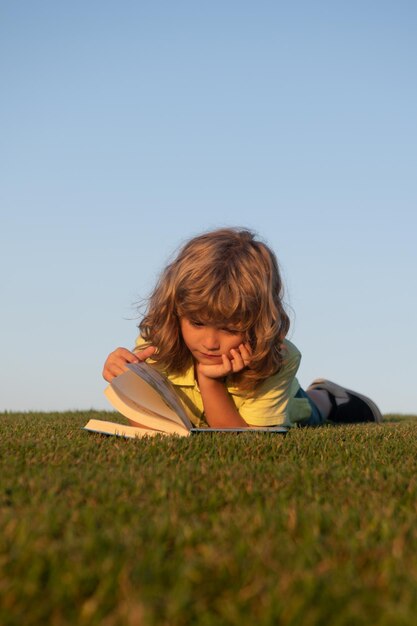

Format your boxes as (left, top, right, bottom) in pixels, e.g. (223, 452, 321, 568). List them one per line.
(84, 362, 287, 438)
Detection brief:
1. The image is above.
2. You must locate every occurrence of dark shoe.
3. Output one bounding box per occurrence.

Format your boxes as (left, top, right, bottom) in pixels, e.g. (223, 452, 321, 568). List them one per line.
(307, 379, 383, 424)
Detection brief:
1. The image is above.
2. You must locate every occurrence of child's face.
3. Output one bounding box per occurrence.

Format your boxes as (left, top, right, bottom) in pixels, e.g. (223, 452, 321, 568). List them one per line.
(180, 317, 246, 365)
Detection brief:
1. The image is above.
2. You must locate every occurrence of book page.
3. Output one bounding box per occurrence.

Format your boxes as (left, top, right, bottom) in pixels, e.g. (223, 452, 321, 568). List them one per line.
(84, 419, 189, 438)
(104, 386, 190, 434)
(127, 362, 191, 422)
(106, 366, 193, 431)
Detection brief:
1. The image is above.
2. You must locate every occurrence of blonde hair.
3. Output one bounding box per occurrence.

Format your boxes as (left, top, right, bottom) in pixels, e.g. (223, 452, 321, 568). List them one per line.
(139, 227, 290, 391)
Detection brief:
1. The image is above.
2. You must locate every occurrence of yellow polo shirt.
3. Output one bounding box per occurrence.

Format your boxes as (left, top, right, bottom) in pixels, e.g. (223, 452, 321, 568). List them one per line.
(134, 337, 312, 428)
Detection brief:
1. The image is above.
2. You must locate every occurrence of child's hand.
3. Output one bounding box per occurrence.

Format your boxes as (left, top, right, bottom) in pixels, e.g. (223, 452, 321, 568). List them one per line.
(197, 343, 252, 380)
(102, 346, 156, 382)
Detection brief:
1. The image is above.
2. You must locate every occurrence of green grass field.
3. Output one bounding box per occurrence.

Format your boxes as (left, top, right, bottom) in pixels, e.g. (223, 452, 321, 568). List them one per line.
(1, 411, 417, 626)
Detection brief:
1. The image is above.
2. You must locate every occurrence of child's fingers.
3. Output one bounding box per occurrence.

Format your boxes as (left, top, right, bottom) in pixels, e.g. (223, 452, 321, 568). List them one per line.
(230, 348, 245, 372)
(106, 363, 127, 378)
(238, 343, 252, 366)
(125, 351, 140, 363)
(103, 347, 139, 381)
(112, 347, 140, 363)
(103, 360, 129, 381)
(135, 345, 157, 361)
(243, 342, 252, 355)
(221, 354, 233, 374)
(103, 361, 126, 381)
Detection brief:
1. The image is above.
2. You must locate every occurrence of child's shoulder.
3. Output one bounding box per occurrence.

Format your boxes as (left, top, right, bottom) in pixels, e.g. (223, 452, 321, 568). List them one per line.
(134, 335, 148, 350)
(282, 338, 302, 362)
(252, 339, 301, 392)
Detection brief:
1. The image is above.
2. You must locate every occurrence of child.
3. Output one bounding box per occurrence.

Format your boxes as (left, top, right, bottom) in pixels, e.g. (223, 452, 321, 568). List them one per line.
(103, 228, 382, 428)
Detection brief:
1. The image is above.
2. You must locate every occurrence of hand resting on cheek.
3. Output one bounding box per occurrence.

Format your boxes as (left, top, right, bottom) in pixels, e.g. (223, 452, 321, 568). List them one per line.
(196, 342, 252, 380)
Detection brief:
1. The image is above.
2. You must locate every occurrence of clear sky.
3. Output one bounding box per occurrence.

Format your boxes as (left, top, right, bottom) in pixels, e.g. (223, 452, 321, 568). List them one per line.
(1, 1, 416, 414)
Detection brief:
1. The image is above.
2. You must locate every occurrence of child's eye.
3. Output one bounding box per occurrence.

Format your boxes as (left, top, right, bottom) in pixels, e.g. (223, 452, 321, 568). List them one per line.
(222, 327, 241, 335)
(190, 320, 205, 327)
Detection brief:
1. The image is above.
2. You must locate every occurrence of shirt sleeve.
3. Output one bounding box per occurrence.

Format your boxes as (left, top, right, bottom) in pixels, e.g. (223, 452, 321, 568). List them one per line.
(232, 340, 302, 427)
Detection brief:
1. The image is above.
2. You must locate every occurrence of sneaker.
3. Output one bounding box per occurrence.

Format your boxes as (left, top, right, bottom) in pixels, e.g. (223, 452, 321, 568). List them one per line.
(307, 379, 383, 424)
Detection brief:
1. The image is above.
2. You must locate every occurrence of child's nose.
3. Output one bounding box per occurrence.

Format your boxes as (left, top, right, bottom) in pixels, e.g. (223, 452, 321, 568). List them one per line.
(202, 329, 220, 351)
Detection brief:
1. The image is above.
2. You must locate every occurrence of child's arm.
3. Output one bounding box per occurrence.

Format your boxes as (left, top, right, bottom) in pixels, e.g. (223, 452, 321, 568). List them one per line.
(197, 375, 248, 427)
(102, 346, 156, 382)
(196, 345, 251, 428)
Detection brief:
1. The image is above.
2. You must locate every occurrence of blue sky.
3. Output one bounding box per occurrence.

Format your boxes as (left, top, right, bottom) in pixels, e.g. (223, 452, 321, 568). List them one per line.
(1, 1, 416, 414)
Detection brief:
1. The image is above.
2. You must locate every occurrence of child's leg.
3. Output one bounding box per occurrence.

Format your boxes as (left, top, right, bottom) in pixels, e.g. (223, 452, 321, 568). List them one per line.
(307, 379, 383, 423)
(306, 389, 332, 420)
(294, 388, 327, 426)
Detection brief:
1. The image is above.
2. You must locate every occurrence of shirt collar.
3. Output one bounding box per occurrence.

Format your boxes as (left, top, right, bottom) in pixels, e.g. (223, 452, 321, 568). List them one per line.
(167, 364, 197, 387)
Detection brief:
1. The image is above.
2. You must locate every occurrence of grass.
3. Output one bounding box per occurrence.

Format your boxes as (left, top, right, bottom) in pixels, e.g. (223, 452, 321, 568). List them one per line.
(1, 411, 417, 626)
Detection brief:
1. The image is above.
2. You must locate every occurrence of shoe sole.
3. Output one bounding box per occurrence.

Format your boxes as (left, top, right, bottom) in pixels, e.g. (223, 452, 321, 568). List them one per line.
(307, 378, 383, 423)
